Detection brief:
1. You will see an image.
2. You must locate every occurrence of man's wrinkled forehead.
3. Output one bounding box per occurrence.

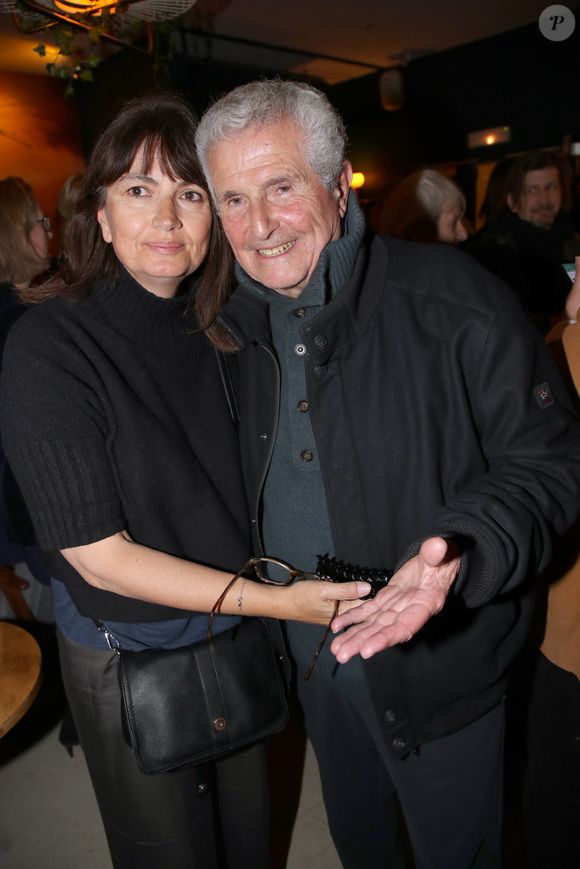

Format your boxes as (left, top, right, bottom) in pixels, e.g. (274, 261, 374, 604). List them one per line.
(207, 120, 310, 197)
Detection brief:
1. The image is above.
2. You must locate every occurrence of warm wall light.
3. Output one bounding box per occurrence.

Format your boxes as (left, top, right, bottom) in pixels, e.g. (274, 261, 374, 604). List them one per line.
(467, 126, 511, 149)
(351, 172, 366, 190)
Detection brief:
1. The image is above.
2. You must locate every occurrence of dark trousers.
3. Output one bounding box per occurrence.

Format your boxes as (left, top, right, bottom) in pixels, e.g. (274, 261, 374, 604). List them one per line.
(57, 631, 270, 869)
(292, 639, 504, 869)
(523, 652, 580, 869)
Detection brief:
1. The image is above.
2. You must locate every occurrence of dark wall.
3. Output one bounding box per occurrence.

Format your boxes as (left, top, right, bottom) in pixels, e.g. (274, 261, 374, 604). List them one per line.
(73, 49, 161, 158)
(73, 41, 323, 158)
(402, 10, 580, 163)
(75, 9, 580, 188)
(330, 9, 580, 207)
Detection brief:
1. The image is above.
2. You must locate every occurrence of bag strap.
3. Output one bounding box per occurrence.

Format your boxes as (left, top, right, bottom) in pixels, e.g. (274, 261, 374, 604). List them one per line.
(207, 559, 253, 642)
(215, 349, 240, 427)
(93, 619, 121, 653)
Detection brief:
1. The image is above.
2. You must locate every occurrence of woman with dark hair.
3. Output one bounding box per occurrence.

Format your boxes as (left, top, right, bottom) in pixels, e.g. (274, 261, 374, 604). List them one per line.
(0, 94, 365, 869)
(55, 173, 84, 264)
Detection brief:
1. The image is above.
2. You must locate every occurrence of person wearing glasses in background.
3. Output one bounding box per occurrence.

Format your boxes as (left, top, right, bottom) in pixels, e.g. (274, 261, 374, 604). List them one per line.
(0, 176, 51, 336)
(195, 79, 580, 869)
(0, 177, 52, 579)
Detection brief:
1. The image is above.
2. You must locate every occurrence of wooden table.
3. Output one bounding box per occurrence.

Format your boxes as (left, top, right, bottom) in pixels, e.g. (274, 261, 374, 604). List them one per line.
(0, 621, 42, 738)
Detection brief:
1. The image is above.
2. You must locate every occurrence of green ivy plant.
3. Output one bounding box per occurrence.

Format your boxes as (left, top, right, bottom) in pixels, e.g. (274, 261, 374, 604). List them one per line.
(33, 26, 103, 96)
(15, 2, 173, 96)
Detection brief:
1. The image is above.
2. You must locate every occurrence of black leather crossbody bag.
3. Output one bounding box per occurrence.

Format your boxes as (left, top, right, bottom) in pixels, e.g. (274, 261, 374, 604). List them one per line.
(100, 614, 289, 775)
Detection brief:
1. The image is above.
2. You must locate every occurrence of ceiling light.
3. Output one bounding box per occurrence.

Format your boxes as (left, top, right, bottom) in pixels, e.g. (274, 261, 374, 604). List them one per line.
(53, 0, 115, 14)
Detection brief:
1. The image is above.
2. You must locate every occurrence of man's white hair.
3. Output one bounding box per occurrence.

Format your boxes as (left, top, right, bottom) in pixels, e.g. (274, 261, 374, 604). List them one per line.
(195, 78, 348, 200)
(415, 169, 465, 221)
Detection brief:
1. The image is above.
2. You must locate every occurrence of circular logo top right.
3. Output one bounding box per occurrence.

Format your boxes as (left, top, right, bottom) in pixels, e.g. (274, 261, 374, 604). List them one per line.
(539, 5, 576, 41)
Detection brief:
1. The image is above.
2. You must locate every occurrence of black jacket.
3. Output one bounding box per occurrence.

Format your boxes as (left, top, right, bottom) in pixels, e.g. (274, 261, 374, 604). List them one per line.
(220, 233, 580, 755)
(463, 212, 580, 333)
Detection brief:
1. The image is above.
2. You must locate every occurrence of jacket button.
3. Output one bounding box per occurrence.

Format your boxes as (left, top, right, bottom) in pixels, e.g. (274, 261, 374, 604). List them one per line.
(212, 717, 227, 731)
(314, 366, 327, 378)
(297, 400, 309, 413)
(294, 343, 307, 356)
(300, 450, 314, 462)
(384, 709, 396, 724)
(293, 307, 306, 318)
(392, 737, 406, 751)
(314, 333, 328, 350)
(259, 432, 268, 440)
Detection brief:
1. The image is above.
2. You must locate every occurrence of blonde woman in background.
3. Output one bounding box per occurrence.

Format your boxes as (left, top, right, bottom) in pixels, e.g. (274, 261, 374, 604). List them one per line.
(0, 176, 52, 580)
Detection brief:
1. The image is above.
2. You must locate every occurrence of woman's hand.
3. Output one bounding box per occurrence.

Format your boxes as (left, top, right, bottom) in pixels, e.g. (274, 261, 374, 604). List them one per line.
(279, 579, 371, 625)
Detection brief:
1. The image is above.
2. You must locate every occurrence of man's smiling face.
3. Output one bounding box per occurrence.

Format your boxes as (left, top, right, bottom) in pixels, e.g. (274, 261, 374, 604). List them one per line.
(207, 119, 352, 298)
(509, 167, 562, 230)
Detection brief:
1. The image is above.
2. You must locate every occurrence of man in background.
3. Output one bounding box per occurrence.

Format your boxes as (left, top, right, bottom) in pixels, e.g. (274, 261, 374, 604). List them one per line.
(465, 151, 580, 332)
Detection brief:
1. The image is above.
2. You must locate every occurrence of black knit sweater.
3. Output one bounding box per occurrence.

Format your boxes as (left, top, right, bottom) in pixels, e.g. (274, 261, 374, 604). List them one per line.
(0, 269, 250, 622)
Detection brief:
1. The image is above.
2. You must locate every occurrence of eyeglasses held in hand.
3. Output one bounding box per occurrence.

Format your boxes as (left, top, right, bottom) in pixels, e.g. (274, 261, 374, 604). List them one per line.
(210, 554, 391, 681)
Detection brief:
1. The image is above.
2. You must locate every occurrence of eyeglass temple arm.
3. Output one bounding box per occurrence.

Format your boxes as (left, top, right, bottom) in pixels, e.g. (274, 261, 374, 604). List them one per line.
(207, 556, 318, 642)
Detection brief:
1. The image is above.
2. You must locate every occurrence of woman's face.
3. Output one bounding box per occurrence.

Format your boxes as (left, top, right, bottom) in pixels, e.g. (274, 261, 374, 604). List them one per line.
(436, 202, 468, 245)
(97, 149, 212, 298)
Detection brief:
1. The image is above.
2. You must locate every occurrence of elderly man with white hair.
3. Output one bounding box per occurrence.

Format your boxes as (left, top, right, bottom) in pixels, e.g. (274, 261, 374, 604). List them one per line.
(195, 79, 580, 869)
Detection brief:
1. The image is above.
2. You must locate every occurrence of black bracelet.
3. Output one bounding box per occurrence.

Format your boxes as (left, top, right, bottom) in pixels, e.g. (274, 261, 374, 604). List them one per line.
(315, 553, 393, 599)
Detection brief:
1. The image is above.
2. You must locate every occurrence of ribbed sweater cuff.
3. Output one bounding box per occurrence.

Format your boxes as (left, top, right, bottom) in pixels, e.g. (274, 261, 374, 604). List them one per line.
(10, 438, 125, 550)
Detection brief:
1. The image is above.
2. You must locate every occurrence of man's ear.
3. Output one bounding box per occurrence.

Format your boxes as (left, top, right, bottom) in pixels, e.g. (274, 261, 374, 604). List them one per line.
(507, 193, 517, 214)
(336, 161, 353, 218)
(97, 208, 112, 244)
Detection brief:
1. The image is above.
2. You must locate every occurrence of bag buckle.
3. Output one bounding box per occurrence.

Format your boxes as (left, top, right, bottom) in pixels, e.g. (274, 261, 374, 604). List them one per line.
(94, 620, 121, 653)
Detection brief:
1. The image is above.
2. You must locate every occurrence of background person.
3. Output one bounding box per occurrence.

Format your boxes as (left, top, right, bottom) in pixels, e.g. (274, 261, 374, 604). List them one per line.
(55, 173, 84, 265)
(0, 93, 367, 869)
(0, 176, 52, 584)
(195, 79, 580, 869)
(477, 156, 514, 228)
(464, 150, 580, 333)
(378, 167, 468, 244)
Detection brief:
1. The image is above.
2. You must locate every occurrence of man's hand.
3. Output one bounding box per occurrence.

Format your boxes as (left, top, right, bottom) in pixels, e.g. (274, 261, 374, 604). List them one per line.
(330, 537, 460, 663)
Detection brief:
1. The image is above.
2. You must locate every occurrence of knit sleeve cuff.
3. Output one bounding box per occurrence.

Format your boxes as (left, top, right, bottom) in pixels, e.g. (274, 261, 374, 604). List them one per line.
(8, 437, 125, 551)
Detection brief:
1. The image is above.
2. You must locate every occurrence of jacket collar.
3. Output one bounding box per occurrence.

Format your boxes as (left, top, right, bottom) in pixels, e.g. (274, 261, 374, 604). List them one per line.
(219, 232, 391, 358)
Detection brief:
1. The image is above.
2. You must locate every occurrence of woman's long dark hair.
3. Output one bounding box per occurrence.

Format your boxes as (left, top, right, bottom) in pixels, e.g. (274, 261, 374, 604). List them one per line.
(21, 92, 237, 350)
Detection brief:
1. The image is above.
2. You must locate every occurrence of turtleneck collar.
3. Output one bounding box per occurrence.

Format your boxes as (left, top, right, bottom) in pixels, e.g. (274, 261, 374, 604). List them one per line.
(88, 265, 198, 343)
(234, 189, 366, 309)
